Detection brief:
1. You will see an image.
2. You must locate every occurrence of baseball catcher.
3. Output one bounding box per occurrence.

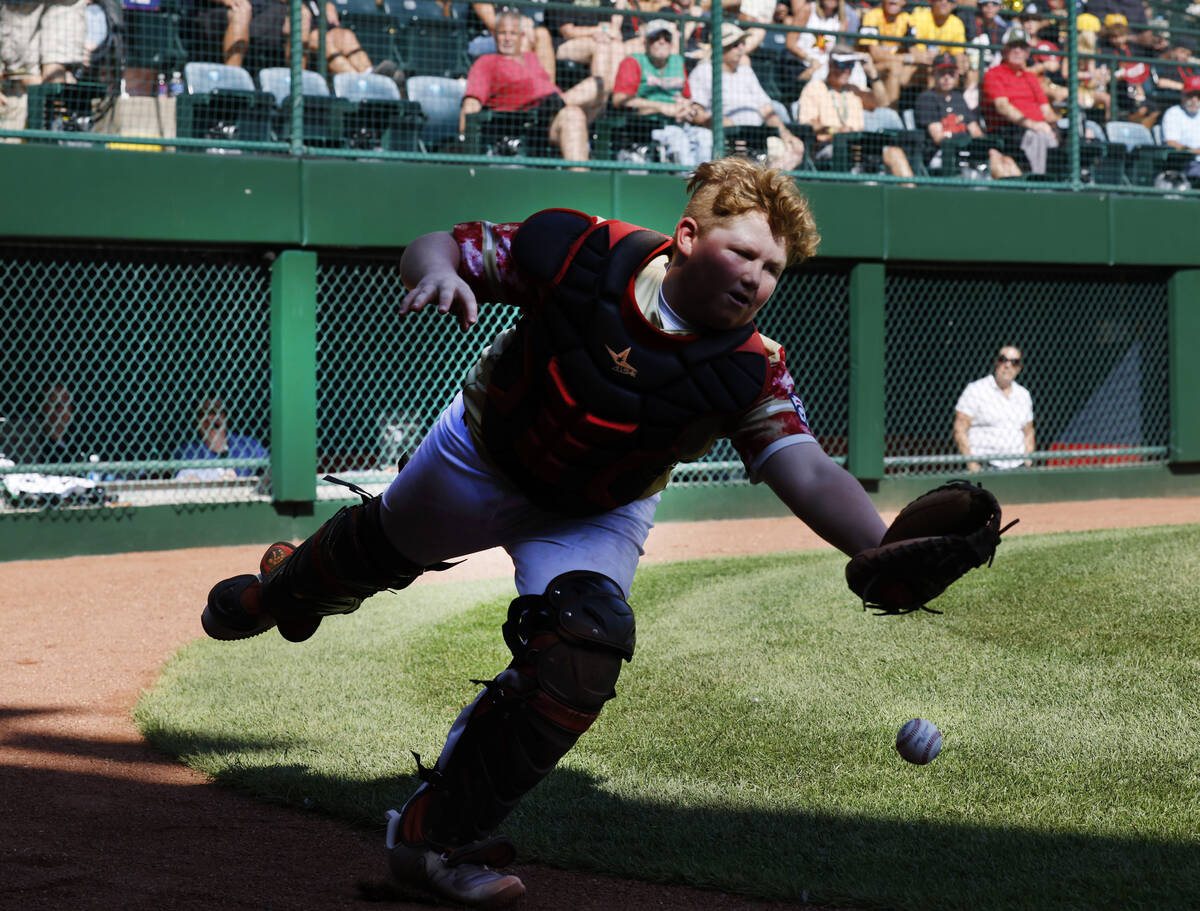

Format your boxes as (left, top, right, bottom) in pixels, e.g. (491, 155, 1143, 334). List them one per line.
(199, 159, 896, 908)
(846, 480, 1018, 615)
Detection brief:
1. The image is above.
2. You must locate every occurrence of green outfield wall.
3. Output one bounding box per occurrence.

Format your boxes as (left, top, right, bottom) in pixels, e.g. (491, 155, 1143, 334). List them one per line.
(1, 145, 1197, 561)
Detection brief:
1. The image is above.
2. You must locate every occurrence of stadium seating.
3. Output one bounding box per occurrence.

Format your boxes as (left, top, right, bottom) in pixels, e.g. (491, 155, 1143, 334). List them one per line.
(336, 0, 405, 71)
(398, 17, 471, 78)
(405, 75, 464, 151)
(176, 62, 273, 143)
(259, 67, 346, 147)
(333, 72, 426, 150)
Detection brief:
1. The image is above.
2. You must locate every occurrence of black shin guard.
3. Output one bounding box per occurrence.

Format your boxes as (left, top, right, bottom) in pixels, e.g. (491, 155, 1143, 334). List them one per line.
(261, 494, 427, 624)
(399, 571, 635, 850)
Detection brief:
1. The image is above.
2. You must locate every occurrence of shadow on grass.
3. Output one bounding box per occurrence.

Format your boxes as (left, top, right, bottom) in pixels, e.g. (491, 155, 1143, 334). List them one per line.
(149, 725, 1200, 911)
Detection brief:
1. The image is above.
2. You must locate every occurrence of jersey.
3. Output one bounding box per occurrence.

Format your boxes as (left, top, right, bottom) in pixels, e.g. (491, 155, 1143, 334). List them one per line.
(450, 217, 817, 507)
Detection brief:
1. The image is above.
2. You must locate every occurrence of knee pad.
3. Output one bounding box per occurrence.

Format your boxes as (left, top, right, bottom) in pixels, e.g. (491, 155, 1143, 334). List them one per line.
(402, 572, 637, 848)
(503, 570, 636, 713)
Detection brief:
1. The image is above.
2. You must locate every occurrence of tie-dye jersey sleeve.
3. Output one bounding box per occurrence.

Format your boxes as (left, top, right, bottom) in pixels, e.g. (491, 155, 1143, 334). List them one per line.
(452, 220, 529, 306)
(729, 336, 818, 480)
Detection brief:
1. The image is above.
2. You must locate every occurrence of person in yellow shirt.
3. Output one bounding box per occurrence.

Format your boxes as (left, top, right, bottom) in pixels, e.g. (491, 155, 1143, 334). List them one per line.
(911, 0, 966, 64)
(858, 0, 925, 105)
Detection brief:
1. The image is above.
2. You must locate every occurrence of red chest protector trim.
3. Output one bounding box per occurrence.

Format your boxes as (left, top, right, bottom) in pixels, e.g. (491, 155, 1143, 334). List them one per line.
(481, 208, 771, 515)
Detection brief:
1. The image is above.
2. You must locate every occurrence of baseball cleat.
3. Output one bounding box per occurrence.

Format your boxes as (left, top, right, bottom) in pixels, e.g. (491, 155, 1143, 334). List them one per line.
(385, 811, 525, 909)
(201, 542, 319, 642)
(201, 574, 275, 640)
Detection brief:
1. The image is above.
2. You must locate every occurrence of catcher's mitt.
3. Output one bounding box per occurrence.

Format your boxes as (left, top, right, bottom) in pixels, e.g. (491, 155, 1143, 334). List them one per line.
(845, 480, 1018, 615)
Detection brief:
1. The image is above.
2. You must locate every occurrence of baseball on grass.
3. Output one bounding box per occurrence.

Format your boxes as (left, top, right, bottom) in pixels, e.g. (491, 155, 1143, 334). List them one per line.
(896, 717, 943, 764)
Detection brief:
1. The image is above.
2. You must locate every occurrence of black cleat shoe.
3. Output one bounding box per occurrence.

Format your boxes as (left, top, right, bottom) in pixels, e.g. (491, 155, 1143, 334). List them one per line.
(201, 542, 320, 642)
(201, 574, 276, 640)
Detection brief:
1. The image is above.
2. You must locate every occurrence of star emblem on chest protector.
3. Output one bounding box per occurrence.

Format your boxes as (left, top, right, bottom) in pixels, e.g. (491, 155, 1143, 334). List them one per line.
(606, 345, 638, 378)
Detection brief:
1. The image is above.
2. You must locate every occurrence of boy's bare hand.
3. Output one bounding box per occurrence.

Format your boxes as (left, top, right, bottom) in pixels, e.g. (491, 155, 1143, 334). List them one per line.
(400, 271, 479, 330)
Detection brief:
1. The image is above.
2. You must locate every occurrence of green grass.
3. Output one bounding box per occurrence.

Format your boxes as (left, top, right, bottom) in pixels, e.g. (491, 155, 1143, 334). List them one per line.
(136, 525, 1200, 910)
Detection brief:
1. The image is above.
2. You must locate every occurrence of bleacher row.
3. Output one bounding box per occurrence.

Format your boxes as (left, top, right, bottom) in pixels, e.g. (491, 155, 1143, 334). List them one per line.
(8, 0, 1200, 189)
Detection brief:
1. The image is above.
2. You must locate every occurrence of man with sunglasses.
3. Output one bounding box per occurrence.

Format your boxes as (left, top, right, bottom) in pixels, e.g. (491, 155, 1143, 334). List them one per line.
(953, 345, 1035, 472)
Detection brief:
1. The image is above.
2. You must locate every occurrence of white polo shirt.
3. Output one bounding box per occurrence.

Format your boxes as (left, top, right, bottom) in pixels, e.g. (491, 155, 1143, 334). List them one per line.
(954, 374, 1033, 469)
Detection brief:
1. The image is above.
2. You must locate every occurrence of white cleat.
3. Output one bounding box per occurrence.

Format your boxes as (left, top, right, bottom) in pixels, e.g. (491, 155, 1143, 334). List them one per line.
(385, 809, 526, 909)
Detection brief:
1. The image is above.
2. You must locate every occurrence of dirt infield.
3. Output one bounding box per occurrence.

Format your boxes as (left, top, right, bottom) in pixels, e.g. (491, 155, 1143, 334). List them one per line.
(2, 498, 1196, 911)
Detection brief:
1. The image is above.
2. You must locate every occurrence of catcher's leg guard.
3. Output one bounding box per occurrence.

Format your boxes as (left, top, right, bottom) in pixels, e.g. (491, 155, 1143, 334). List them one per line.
(393, 571, 635, 851)
(258, 495, 428, 640)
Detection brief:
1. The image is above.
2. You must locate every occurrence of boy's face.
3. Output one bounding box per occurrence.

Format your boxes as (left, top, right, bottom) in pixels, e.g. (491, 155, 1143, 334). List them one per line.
(669, 211, 787, 331)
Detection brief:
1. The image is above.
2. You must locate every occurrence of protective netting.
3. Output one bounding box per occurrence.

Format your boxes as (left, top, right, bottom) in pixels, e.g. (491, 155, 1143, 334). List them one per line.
(884, 265, 1169, 475)
(0, 242, 272, 510)
(1, 0, 1197, 192)
(0, 241, 1173, 514)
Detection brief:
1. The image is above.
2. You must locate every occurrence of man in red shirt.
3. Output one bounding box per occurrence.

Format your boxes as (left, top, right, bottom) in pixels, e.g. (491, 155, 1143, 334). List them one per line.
(461, 9, 605, 164)
(981, 26, 1060, 174)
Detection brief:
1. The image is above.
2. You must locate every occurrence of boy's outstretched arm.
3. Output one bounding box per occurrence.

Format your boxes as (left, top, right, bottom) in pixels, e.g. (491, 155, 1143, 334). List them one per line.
(399, 231, 480, 330)
(757, 442, 887, 557)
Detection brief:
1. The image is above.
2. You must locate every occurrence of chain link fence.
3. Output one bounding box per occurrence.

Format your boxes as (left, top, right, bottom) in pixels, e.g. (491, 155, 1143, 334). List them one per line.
(884, 266, 1170, 475)
(0, 240, 1176, 514)
(1, 1, 1198, 192)
(0, 242, 273, 512)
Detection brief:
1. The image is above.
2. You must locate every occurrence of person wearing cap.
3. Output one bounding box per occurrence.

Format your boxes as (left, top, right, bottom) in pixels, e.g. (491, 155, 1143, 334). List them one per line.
(611, 19, 714, 166)
(1100, 13, 1158, 126)
(981, 26, 1060, 174)
(460, 9, 606, 166)
(796, 45, 914, 176)
(858, 0, 926, 106)
(1161, 74, 1200, 179)
(686, 22, 807, 169)
(917, 52, 1021, 177)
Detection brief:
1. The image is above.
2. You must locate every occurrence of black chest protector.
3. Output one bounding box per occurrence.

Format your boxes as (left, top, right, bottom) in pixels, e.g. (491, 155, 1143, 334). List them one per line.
(480, 208, 771, 515)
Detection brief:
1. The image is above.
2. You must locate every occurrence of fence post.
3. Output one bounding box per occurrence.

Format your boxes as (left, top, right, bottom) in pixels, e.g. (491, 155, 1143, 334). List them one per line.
(270, 250, 318, 503)
(1168, 268, 1200, 464)
(848, 261, 886, 480)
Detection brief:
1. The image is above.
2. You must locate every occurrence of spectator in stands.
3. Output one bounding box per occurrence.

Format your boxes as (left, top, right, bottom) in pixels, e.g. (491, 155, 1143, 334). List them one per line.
(248, 0, 392, 79)
(786, 0, 860, 93)
(1074, 27, 1112, 115)
(612, 19, 713, 166)
(687, 22, 807, 169)
(796, 46, 913, 175)
(964, 0, 1008, 45)
(1161, 75, 1200, 180)
(953, 345, 1035, 472)
(857, 0, 925, 106)
(193, 0, 252, 68)
(911, 0, 967, 76)
(1030, 39, 1069, 111)
(666, 0, 708, 59)
(981, 26, 1060, 175)
(461, 9, 605, 165)
(1152, 41, 1200, 95)
(1084, 0, 1157, 47)
(469, 2, 556, 80)
(547, 0, 645, 91)
(917, 52, 1020, 176)
(1100, 13, 1158, 126)
(174, 396, 268, 480)
(12, 381, 94, 466)
(0, 0, 88, 85)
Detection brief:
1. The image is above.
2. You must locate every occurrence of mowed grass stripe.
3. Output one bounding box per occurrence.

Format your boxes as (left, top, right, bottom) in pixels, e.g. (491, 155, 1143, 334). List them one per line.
(137, 524, 1200, 910)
